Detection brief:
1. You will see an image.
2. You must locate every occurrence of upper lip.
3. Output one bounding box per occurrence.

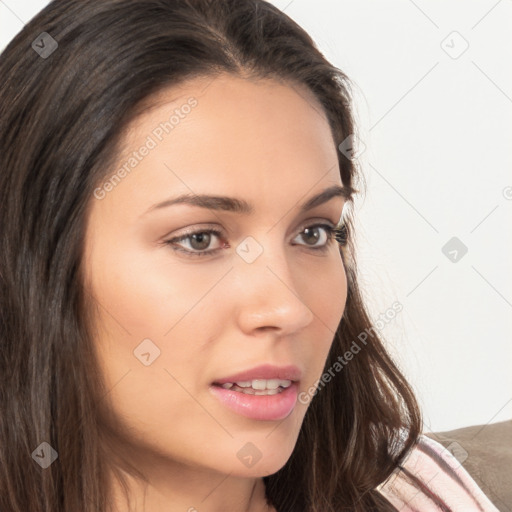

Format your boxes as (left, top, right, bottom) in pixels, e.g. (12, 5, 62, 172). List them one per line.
(212, 364, 302, 385)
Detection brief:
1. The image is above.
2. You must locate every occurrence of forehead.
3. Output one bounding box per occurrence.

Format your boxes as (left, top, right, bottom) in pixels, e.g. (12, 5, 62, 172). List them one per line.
(119, 72, 337, 165)
(95, 73, 342, 220)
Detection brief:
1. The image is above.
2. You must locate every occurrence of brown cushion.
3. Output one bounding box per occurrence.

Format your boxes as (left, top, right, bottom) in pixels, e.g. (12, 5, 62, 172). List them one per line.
(424, 419, 512, 511)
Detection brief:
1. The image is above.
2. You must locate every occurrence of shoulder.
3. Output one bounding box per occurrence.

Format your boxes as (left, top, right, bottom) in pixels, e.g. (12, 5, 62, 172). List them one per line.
(375, 434, 500, 511)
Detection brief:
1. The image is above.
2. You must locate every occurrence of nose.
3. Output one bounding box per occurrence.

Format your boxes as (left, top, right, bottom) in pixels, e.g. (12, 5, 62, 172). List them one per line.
(232, 239, 316, 336)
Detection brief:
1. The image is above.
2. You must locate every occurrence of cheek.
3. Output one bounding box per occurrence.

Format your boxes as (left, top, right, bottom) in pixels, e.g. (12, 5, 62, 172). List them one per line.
(87, 237, 227, 339)
(88, 251, 221, 455)
(85, 239, 208, 402)
(301, 256, 347, 382)
(309, 253, 347, 329)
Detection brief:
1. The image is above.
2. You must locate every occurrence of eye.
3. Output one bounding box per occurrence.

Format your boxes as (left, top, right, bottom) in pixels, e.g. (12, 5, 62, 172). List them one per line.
(163, 222, 347, 258)
(164, 228, 225, 257)
(293, 223, 340, 251)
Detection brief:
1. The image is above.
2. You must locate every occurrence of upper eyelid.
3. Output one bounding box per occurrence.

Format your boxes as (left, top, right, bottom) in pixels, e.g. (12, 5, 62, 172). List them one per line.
(167, 217, 341, 241)
(165, 223, 341, 259)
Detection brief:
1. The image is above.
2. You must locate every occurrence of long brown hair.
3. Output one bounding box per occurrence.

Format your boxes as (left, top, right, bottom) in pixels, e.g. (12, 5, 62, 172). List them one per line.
(0, 1, 422, 510)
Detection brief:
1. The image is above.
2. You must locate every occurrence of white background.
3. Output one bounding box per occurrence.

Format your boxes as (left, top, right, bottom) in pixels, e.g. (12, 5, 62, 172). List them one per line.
(1, 0, 511, 433)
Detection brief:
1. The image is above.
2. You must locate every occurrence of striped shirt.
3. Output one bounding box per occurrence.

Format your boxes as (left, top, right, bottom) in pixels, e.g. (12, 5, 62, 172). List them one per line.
(375, 434, 500, 511)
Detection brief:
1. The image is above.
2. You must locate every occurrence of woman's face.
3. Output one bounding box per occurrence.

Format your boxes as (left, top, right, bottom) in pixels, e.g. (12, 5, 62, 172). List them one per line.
(83, 73, 348, 481)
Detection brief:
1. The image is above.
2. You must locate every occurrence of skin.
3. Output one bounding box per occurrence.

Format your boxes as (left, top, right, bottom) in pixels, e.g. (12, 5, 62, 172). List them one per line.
(82, 72, 348, 512)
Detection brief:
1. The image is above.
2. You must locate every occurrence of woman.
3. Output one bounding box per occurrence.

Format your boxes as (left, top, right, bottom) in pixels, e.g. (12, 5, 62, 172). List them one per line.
(0, 0, 499, 510)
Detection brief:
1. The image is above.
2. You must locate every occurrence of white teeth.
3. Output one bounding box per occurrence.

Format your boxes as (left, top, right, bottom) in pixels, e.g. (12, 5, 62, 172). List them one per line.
(219, 379, 292, 391)
(255, 388, 280, 395)
(252, 379, 273, 390)
(231, 386, 280, 395)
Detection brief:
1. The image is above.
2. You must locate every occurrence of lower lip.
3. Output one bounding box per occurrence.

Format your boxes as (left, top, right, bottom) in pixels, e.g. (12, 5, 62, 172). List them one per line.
(209, 382, 299, 421)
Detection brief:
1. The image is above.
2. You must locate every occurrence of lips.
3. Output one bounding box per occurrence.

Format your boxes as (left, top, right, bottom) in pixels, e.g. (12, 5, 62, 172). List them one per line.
(212, 363, 302, 386)
(210, 381, 300, 420)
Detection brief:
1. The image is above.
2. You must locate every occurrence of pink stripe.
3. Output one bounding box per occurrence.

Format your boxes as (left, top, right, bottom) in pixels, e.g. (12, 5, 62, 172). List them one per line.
(376, 435, 500, 511)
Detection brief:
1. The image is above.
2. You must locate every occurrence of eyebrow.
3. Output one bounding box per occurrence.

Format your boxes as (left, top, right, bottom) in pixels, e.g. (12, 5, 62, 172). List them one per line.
(144, 184, 349, 216)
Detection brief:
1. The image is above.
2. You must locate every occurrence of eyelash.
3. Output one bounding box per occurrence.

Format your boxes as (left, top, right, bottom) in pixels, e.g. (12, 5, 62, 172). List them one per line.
(163, 222, 348, 258)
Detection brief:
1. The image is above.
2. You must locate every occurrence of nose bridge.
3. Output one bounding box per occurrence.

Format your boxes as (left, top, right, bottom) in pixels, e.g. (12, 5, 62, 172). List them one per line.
(235, 231, 293, 284)
(232, 231, 315, 332)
